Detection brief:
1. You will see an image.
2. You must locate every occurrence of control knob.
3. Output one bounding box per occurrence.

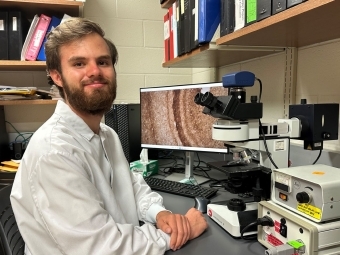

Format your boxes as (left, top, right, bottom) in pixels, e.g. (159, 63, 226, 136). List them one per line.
(296, 191, 311, 203)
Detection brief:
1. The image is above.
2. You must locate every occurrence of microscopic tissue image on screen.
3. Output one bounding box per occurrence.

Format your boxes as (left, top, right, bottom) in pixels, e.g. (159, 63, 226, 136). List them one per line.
(140, 82, 229, 153)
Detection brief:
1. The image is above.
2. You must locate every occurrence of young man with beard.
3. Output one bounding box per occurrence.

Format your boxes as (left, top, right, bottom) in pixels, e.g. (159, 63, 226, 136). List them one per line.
(10, 18, 207, 255)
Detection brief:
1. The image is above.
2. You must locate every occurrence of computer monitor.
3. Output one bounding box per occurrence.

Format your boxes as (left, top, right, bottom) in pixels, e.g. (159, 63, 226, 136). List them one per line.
(140, 82, 229, 184)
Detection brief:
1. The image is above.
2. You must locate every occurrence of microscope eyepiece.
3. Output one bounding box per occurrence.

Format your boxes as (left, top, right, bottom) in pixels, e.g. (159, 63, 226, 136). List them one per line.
(201, 92, 218, 108)
(194, 93, 205, 106)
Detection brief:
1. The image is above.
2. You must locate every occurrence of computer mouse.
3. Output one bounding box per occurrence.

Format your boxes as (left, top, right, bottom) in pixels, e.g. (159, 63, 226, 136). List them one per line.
(194, 196, 211, 213)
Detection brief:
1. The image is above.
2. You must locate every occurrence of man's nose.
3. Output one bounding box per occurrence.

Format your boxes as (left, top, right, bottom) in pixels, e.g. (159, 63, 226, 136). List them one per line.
(86, 62, 102, 77)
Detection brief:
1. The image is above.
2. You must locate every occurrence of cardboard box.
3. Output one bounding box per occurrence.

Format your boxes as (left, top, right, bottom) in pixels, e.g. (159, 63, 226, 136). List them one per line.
(130, 160, 158, 177)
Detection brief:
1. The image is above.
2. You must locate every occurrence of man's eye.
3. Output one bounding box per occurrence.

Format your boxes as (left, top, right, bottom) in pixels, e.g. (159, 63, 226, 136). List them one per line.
(74, 62, 84, 67)
(98, 61, 110, 66)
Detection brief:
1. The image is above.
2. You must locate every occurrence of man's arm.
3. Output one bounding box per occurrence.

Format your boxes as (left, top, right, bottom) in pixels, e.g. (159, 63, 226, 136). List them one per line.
(131, 172, 206, 250)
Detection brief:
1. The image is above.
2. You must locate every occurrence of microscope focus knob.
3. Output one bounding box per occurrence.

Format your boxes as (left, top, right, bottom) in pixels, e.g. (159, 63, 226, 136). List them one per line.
(296, 191, 311, 203)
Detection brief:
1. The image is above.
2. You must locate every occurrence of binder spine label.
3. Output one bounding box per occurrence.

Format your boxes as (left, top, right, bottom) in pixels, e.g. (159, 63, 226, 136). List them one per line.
(12, 17, 17, 31)
(164, 20, 170, 40)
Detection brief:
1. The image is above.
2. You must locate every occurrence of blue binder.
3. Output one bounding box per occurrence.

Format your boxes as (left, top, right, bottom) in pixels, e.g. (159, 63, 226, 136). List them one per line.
(198, 0, 221, 45)
(37, 16, 61, 61)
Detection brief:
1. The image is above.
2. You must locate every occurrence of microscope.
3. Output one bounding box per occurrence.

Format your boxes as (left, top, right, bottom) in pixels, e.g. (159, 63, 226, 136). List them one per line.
(194, 71, 339, 239)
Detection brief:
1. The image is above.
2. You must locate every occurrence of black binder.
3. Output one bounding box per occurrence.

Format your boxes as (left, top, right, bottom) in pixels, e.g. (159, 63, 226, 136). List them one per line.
(257, 0, 272, 21)
(8, 11, 30, 60)
(178, 0, 186, 56)
(220, 0, 235, 37)
(190, 0, 197, 50)
(183, 0, 191, 53)
(0, 11, 9, 60)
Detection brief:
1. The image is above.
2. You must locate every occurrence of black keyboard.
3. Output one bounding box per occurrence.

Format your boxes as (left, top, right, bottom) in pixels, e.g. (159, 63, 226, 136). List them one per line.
(144, 177, 218, 199)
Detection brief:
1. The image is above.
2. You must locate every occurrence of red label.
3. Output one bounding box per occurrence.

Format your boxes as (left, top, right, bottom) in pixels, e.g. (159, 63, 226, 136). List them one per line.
(274, 220, 280, 233)
(267, 234, 283, 246)
(207, 209, 212, 217)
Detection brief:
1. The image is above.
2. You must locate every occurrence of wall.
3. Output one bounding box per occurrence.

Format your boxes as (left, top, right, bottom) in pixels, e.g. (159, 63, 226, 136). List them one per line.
(84, 0, 192, 104)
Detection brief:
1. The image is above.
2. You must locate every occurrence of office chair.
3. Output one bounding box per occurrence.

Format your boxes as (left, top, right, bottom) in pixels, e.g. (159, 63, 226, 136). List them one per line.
(0, 185, 25, 255)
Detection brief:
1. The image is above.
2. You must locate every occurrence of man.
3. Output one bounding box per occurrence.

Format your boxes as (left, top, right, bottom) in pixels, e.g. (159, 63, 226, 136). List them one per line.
(10, 18, 207, 254)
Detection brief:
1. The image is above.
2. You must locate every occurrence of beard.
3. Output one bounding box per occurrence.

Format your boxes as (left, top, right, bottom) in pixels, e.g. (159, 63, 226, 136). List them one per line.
(61, 75, 116, 116)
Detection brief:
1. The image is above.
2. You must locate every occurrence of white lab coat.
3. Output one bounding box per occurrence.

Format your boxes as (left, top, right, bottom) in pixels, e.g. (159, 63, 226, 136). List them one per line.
(11, 100, 170, 255)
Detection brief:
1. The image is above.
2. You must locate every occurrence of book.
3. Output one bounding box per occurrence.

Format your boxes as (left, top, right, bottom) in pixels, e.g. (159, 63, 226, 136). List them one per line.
(0, 11, 9, 60)
(164, 12, 170, 62)
(8, 11, 30, 60)
(37, 16, 61, 61)
(198, 0, 221, 45)
(25, 14, 51, 61)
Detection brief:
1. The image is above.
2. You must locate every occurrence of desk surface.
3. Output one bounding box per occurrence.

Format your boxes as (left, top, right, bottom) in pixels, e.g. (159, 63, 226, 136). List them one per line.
(161, 190, 266, 255)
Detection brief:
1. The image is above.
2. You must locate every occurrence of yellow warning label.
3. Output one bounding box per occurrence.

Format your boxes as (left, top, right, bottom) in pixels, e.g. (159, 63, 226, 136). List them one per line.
(297, 203, 322, 220)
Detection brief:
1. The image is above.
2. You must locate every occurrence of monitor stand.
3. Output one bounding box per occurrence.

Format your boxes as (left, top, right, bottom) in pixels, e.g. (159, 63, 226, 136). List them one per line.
(164, 151, 209, 185)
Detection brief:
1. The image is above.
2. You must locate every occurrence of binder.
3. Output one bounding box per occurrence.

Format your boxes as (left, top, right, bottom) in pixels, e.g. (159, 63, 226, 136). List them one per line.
(21, 14, 39, 60)
(183, 0, 191, 53)
(287, 0, 307, 9)
(272, 0, 287, 15)
(189, 0, 197, 51)
(194, 0, 199, 48)
(0, 11, 9, 60)
(198, 0, 221, 45)
(173, 1, 178, 58)
(25, 14, 51, 61)
(178, 0, 186, 56)
(220, 0, 235, 37)
(8, 11, 30, 60)
(169, 6, 174, 60)
(234, 0, 245, 31)
(257, 0, 272, 21)
(163, 11, 170, 62)
(245, 0, 257, 26)
(37, 16, 61, 61)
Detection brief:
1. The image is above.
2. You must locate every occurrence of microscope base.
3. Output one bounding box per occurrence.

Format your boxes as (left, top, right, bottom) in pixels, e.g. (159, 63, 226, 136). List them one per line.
(207, 202, 258, 238)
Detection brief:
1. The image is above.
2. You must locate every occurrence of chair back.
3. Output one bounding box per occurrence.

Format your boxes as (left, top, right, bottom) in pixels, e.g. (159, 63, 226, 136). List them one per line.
(0, 185, 24, 255)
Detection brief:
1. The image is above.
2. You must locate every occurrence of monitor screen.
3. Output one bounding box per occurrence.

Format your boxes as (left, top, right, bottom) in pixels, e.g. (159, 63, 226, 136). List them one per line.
(140, 82, 229, 153)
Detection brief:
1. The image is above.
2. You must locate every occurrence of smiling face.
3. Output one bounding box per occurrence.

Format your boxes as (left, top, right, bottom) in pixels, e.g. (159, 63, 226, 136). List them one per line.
(50, 32, 116, 116)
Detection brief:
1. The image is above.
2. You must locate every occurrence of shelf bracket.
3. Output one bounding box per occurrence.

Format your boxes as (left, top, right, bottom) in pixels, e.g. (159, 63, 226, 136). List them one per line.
(207, 42, 286, 53)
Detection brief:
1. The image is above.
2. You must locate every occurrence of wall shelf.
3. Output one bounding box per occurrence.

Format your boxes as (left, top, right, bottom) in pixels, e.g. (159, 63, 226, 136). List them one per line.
(0, 100, 58, 106)
(162, 43, 285, 68)
(163, 0, 340, 68)
(0, 0, 83, 17)
(161, 0, 175, 9)
(0, 61, 46, 71)
(217, 0, 340, 48)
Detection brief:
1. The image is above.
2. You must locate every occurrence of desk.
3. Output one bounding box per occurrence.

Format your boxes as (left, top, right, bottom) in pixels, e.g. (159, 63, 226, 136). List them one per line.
(161, 191, 266, 254)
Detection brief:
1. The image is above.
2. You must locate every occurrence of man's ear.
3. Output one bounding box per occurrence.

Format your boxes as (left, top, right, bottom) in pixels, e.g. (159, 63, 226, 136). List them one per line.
(49, 70, 63, 87)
